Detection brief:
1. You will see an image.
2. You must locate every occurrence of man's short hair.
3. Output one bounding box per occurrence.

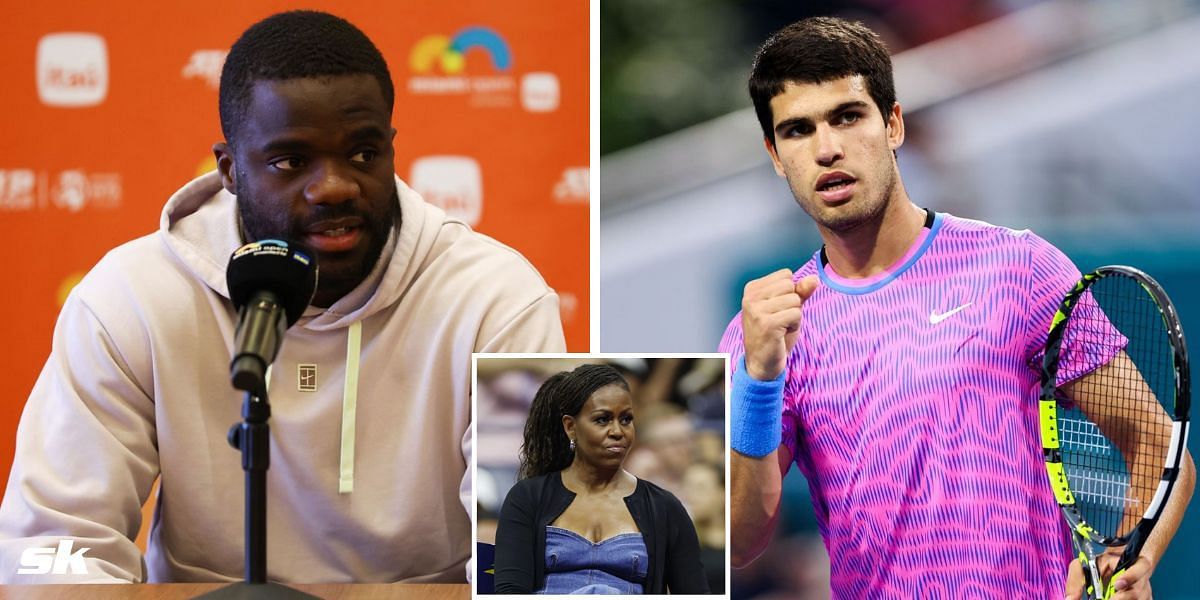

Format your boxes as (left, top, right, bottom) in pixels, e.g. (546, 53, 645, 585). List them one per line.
(218, 10, 395, 145)
(749, 17, 896, 147)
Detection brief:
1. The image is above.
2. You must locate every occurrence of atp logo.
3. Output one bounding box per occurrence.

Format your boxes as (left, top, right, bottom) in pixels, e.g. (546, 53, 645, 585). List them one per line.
(0, 169, 121, 212)
(553, 167, 588, 202)
(409, 27, 511, 74)
(18, 540, 90, 575)
(182, 49, 227, 89)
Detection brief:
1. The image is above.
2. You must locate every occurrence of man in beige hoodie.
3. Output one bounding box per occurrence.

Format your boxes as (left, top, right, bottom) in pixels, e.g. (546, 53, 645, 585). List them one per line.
(0, 10, 565, 584)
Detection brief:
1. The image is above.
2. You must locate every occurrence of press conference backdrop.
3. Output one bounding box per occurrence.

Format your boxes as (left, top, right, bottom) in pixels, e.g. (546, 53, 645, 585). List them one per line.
(0, 2, 588, 491)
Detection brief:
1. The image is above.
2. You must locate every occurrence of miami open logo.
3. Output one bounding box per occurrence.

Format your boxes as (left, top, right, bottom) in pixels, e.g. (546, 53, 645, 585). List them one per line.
(407, 26, 558, 112)
(410, 27, 512, 75)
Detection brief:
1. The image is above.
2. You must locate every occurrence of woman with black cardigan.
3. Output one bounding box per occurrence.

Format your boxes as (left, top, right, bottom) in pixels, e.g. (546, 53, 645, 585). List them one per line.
(493, 364, 710, 594)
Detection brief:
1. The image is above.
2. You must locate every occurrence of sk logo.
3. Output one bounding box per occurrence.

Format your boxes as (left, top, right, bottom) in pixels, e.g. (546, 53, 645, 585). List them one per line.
(17, 540, 90, 575)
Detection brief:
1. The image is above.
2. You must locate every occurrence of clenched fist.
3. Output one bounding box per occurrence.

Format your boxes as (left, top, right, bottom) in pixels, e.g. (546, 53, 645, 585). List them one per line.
(741, 270, 819, 381)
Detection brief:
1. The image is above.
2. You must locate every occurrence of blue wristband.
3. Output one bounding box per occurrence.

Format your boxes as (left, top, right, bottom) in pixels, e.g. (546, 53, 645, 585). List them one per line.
(730, 356, 785, 457)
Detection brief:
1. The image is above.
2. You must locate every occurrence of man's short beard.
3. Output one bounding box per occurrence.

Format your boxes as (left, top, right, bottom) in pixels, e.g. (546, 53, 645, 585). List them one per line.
(234, 176, 400, 299)
(814, 202, 885, 234)
(333, 188, 399, 287)
(795, 166, 896, 234)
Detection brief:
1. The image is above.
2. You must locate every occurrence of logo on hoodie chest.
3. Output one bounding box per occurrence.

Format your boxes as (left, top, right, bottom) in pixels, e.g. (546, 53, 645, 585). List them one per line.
(298, 364, 317, 392)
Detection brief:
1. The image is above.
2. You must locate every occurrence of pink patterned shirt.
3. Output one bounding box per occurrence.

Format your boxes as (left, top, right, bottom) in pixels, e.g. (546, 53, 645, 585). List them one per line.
(722, 213, 1120, 598)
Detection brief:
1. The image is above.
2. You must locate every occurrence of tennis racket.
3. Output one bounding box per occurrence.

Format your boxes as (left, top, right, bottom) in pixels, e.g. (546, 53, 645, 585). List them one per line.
(1039, 265, 1190, 599)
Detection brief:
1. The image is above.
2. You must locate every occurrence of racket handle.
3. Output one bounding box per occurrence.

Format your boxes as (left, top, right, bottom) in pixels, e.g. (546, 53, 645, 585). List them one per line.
(1102, 566, 1127, 599)
(1103, 534, 1144, 598)
(1082, 571, 1103, 599)
(1079, 552, 1105, 600)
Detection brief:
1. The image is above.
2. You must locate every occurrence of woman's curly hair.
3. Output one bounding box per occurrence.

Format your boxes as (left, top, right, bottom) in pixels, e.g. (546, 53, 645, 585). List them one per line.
(517, 363, 630, 480)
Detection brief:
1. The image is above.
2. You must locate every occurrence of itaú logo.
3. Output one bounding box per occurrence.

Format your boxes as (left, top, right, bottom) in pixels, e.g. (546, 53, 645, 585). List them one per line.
(36, 33, 109, 107)
(409, 156, 483, 226)
(409, 27, 512, 74)
(17, 540, 91, 575)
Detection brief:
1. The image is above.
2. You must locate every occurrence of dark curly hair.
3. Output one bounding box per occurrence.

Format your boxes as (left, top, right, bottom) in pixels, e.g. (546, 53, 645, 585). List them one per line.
(218, 10, 395, 145)
(518, 364, 631, 480)
(749, 16, 895, 148)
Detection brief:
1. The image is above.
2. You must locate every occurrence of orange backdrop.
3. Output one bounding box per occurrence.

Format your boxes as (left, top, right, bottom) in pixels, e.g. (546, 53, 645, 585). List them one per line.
(0, 1, 589, 487)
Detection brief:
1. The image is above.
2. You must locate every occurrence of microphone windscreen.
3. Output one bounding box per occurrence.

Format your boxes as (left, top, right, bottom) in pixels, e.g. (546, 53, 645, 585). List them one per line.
(226, 239, 318, 327)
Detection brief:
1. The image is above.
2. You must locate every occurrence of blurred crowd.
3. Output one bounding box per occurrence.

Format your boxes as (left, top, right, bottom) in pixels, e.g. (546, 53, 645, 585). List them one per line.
(476, 357, 727, 594)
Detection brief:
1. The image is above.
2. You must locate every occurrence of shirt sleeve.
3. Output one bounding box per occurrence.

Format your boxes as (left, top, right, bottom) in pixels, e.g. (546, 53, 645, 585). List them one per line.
(478, 293, 567, 353)
(0, 292, 158, 583)
(1021, 232, 1126, 386)
(493, 480, 537, 593)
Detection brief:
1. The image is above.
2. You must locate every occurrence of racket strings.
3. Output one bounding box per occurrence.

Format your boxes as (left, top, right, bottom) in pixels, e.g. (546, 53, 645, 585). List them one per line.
(1057, 276, 1174, 541)
(1058, 418, 1134, 508)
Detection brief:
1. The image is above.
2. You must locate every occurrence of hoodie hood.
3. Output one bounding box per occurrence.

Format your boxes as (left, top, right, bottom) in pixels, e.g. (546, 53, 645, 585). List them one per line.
(159, 170, 445, 332)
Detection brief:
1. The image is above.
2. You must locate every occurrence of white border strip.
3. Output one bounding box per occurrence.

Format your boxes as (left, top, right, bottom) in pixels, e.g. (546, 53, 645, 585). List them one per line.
(588, 0, 600, 354)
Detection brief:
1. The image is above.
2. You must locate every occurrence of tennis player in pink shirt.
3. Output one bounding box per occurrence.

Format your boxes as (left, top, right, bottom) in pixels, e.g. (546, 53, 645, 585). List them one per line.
(724, 16, 1194, 599)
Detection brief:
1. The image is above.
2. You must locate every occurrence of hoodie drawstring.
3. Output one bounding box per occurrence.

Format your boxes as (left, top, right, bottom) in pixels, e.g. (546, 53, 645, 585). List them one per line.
(339, 321, 362, 493)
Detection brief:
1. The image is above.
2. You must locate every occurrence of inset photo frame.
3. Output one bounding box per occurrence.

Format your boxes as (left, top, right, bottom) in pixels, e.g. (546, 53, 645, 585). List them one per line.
(473, 354, 728, 596)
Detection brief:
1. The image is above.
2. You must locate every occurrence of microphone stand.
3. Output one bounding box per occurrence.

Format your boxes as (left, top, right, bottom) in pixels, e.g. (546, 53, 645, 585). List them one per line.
(195, 389, 317, 599)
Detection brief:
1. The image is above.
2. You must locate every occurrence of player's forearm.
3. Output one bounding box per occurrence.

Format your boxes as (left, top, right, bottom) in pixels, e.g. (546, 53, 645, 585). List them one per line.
(1139, 448, 1195, 568)
(728, 352, 789, 567)
(730, 449, 784, 568)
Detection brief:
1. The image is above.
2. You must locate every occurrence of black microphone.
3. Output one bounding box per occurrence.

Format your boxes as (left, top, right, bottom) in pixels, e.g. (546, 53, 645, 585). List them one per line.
(226, 239, 318, 396)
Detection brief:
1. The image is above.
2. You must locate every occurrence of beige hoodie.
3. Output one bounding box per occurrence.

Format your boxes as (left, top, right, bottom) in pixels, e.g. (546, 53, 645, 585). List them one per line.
(0, 171, 566, 583)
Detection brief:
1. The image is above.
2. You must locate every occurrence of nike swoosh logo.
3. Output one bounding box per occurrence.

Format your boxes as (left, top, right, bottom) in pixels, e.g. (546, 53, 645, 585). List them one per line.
(929, 302, 973, 324)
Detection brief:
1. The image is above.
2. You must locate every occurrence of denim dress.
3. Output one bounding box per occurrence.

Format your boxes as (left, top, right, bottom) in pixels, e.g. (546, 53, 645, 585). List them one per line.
(537, 526, 648, 594)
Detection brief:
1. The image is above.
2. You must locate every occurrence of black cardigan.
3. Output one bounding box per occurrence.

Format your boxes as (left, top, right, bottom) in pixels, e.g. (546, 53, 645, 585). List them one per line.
(493, 471, 711, 594)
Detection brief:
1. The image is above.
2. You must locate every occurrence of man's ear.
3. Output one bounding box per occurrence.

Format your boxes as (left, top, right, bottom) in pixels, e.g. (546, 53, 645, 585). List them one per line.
(213, 142, 237, 195)
(886, 102, 905, 151)
(764, 137, 786, 178)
